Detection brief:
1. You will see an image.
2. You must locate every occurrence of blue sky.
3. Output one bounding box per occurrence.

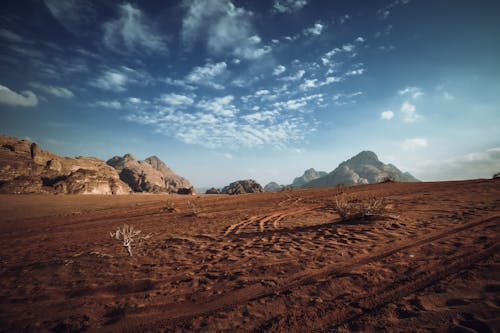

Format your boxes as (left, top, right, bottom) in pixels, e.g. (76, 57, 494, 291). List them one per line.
(1, 0, 499, 187)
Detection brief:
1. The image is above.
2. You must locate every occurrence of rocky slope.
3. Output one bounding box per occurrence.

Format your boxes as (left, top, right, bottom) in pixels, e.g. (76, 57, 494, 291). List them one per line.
(264, 182, 284, 192)
(0, 135, 131, 194)
(292, 168, 328, 188)
(221, 179, 263, 195)
(303, 151, 419, 188)
(107, 154, 191, 194)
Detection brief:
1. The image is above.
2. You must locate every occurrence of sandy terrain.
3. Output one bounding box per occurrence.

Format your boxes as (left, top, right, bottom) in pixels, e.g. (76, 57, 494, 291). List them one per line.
(0, 179, 499, 332)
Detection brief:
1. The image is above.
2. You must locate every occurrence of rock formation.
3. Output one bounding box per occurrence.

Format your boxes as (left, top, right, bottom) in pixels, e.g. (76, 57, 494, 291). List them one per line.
(303, 151, 419, 188)
(0, 134, 131, 194)
(221, 179, 263, 195)
(205, 187, 220, 194)
(291, 168, 328, 188)
(107, 154, 191, 194)
(264, 182, 284, 192)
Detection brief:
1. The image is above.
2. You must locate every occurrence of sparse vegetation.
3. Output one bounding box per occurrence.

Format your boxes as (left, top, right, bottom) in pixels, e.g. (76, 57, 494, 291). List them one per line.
(187, 199, 200, 216)
(379, 176, 395, 183)
(164, 199, 176, 212)
(333, 192, 386, 221)
(110, 224, 151, 256)
(493, 172, 500, 179)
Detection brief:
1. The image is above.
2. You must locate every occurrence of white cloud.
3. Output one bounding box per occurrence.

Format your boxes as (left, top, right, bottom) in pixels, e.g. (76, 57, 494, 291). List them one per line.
(300, 79, 317, 91)
(273, 0, 308, 13)
(381, 110, 394, 120)
(355, 36, 366, 43)
(402, 138, 428, 150)
(273, 93, 323, 110)
(162, 77, 196, 90)
(281, 69, 305, 81)
(181, 0, 270, 60)
(103, 3, 167, 54)
(91, 70, 128, 91)
(197, 95, 238, 117)
(273, 65, 287, 76)
(186, 61, 227, 89)
(95, 100, 122, 109)
(401, 101, 421, 123)
(255, 89, 270, 96)
(0, 84, 38, 107)
(29, 82, 74, 98)
(223, 153, 233, 159)
(160, 93, 195, 106)
(399, 86, 423, 99)
(303, 22, 324, 36)
(242, 110, 279, 123)
(345, 68, 365, 76)
(90, 66, 151, 92)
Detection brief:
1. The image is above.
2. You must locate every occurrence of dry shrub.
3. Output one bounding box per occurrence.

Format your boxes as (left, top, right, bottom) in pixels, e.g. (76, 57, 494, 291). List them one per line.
(164, 199, 176, 212)
(493, 172, 500, 179)
(110, 224, 151, 256)
(334, 193, 386, 221)
(187, 200, 200, 216)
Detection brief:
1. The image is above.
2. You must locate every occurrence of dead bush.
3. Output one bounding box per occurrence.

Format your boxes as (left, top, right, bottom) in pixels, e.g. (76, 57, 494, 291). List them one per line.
(110, 224, 151, 256)
(333, 193, 386, 221)
(187, 200, 200, 216)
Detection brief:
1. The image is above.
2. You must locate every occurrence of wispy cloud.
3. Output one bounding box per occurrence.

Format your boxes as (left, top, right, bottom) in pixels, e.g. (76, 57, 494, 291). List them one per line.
(273, 0, 309, 13)
(181, 0, 270, 60)
(186, 61, 227, 89)
(29, 82, 74, 98)
(94, 100, 122, 109)
(160, 93, 195, 106)
(399, 86, 423, 99)
(44, 0, 96, 35)
(402, 137, 428, 150)
(377, 0, 411, 20)
(103, 3, 167, 54)
(281, 69, 305, 81)
(0, 84, 38, 107)
(90, 66, 151, 92)
(197, 95, 238, 117)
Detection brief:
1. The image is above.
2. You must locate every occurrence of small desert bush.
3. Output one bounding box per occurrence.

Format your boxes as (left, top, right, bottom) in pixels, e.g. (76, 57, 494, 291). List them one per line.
(187, 199, 200, 216)
(164, 199, 176, 212)
(333, 193, 386, 221)
(110, 224, 151, 256)
(493, 172, 500, 179)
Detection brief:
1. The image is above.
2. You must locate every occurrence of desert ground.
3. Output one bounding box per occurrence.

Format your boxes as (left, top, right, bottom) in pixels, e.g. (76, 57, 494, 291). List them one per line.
(0, 179, 499, 332)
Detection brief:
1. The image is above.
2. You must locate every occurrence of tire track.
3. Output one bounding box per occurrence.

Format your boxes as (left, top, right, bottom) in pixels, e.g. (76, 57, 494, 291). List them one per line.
(115, 211, 500, 332)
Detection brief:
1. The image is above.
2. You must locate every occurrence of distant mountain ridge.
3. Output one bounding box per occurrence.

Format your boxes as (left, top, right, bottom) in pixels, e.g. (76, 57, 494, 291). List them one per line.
(303, 151, 418, 188)
(292, 168, 328, 188)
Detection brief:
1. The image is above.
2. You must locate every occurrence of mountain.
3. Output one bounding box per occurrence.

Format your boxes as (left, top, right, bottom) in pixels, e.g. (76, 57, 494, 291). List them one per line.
(303, 151, 419, 188)
(221, 179, 263, 195)
(0, 134, 130, 194)
(107, 154, 191, 193)
(292, 168, 328, 188)
(264, 181, 284, 192)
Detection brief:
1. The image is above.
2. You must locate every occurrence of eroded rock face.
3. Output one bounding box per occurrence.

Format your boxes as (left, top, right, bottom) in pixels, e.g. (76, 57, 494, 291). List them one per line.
(107, 154, 191, 193)
(0, 135, 131, 194)
(221, 179, 263, 195)
(205, 187, 220, 194)
(303, 151, 419, 188)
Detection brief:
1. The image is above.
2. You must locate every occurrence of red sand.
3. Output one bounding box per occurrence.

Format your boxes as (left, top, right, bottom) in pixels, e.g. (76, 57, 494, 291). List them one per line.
(0, 179, 499, 332)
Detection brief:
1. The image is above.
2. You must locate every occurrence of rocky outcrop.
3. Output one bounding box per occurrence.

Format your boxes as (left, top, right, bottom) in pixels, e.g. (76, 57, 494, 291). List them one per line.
(0, 134, 131, 194)
(107, 154, 191, 194)
(177, 186, 196, 195)
(205, 187, 220, 194)
(264, 182, 284, 192)
(292, 168, 327, 188)
(303, 151, 419, 188)
(221, 179, 263, 195)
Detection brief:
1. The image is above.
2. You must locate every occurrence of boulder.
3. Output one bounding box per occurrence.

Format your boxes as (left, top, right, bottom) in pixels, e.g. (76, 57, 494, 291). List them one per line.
(221, 179, 263, 195)
(178, 186, 196, 195)
(205, 187, 220, 194)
